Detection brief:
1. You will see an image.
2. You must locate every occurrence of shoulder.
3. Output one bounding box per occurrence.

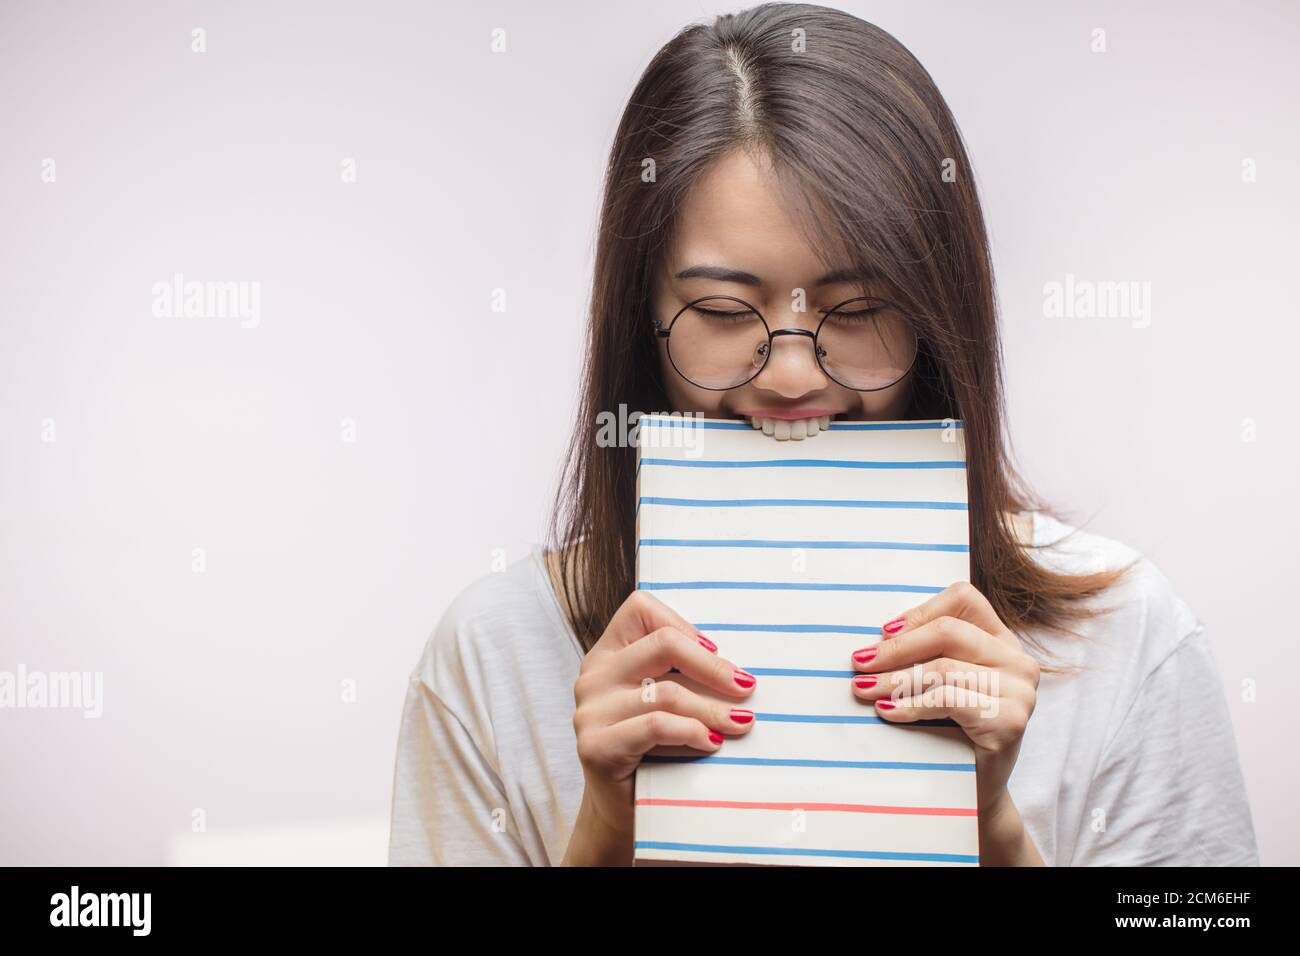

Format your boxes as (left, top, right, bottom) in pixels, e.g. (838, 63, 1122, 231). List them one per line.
(409, 548, 583, 703)
(1022, 511, 1202, 674)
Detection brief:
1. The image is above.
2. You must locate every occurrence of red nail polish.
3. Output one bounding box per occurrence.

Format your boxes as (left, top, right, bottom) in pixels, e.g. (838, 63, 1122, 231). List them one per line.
(733, 669, 756, 688)
(729, 709, 754, 724)
(853, 647, 878, 664)
(708, 731, 724, 745)
(697, 634, 717, 653)
(882, 617, 907, 635)
(853, 675, 877, 689)
(876, 699, 897, 710)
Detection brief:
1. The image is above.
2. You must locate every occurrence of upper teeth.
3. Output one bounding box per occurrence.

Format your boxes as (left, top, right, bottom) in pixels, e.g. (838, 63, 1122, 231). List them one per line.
(750, 415, 832, 440)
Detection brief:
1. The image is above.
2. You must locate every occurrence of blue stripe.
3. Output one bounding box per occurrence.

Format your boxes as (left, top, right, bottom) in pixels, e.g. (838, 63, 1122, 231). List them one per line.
(640, 458, 964, 470)
(634, 841, 978, 864)
(696, 623, 882, 635)
(755, 713, 887, 724)
(640, 418, 750, 430)
(831, 421, 963, 431)
(752, 712, 959, 727)
(745, 667, 858, 678)
(640, 418, 963, 432)
(639, 496, 967, 510)
(642, 755, 976, 772)
(638, 539, 968, 553)
(640, 580, 944, 594)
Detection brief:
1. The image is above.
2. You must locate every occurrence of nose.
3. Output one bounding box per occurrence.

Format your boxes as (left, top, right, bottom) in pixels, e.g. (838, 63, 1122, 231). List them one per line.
(752, 327, 830, 398)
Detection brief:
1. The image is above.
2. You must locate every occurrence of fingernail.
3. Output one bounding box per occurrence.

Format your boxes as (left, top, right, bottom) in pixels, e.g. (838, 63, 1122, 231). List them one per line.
(853, 675, 877, 689)
(697, 634, 717, 653)
(882, 617, 907, 635)
(733, 669, 756, 688)
(729, 709, 754, 724)
(852, 647, 878, 664)
(708, 731, 724, 745)
(876, 699, 897, 710)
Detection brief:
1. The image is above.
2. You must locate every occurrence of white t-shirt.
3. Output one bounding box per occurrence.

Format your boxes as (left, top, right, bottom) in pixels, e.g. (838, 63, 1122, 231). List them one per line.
(387, 511, 1259, 866)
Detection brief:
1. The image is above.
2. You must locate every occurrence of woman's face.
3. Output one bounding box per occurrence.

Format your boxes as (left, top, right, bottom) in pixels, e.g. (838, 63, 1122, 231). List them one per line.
(652, 148, 913, 437)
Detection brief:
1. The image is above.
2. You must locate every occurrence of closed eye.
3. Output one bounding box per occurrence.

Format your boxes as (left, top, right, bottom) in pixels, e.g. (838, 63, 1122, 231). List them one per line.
(693, 306, 758, 321)
(819, 297, 894, 324)
(819, 307, 884, 323)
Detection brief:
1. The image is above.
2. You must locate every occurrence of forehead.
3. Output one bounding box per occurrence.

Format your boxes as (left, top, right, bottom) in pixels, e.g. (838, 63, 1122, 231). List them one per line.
(665, 149, 830, 287)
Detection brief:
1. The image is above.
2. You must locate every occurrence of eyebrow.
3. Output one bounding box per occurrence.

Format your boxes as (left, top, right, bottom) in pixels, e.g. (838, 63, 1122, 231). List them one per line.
(674, 264, 876, 287)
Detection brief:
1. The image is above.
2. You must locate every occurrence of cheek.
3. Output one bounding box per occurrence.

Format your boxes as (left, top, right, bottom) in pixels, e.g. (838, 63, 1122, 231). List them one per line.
(851, 374, 914, 419)
(658, 344, 728, 415)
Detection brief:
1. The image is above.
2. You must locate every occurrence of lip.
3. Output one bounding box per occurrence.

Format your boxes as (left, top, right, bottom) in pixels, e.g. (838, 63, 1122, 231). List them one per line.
(735, 408, 844, 421)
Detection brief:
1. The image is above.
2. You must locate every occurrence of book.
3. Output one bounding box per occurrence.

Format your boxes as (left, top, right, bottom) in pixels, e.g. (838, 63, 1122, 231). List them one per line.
(632, 413, 979, 866)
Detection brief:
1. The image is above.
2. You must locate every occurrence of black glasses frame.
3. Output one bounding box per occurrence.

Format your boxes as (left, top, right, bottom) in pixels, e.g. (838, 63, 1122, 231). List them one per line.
(652, 294, 919, 392)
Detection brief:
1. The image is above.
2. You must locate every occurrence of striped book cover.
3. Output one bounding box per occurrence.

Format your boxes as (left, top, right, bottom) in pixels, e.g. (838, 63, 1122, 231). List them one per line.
(632, 414, 979, 866)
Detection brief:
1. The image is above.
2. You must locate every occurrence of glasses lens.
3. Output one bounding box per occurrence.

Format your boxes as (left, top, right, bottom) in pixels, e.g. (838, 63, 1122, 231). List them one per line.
(667, 297, 769, 389)
(817, 297, 917, 390)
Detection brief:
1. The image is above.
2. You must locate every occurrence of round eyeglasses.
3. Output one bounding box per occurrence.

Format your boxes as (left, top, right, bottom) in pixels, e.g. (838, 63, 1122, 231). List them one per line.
(652, 294, 919, 392)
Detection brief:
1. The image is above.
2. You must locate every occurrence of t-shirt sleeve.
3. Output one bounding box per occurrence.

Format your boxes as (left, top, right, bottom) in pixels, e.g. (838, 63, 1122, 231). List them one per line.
(387, 672, 532, 866)
(1066, 624, 1259, 866)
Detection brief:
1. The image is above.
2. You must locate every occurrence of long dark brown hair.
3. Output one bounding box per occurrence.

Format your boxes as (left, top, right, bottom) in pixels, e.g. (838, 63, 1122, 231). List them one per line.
(547, 2, 1130, 669)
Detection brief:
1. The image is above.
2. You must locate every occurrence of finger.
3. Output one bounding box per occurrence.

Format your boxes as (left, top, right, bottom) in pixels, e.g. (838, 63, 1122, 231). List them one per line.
(850, 614, 1015, 672)
(870, 682, 1000, 732)
(609, 626, 757, 699)
(596, 589, 707, 653)
(849, 657, 1000, 701)
(880, 581, 1010, 644)
(603, 710, 725, 761)
(592, 679, 757, 736)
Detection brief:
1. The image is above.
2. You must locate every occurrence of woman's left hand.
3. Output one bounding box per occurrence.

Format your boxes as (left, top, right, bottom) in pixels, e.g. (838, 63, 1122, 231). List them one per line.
(849, 580, 1044, 864)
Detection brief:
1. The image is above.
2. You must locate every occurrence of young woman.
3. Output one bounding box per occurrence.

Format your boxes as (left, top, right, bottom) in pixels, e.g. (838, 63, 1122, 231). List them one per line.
(388, 3, 1258, 866)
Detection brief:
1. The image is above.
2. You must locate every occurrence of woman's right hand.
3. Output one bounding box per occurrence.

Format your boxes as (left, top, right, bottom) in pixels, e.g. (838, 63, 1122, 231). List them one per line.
(561, 590, 758, 866)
